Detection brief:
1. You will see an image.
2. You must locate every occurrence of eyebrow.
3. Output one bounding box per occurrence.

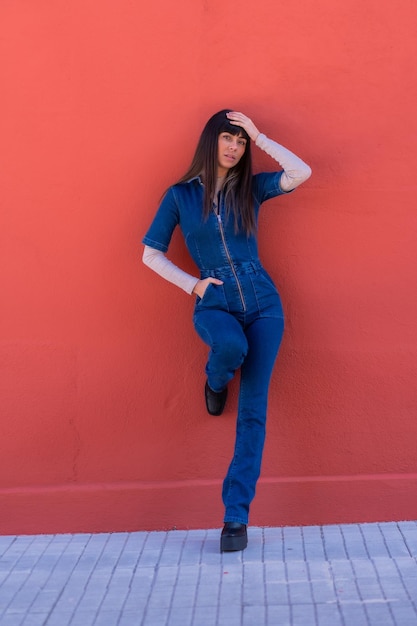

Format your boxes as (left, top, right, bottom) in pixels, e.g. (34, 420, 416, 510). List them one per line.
(222, 132, 247, 141)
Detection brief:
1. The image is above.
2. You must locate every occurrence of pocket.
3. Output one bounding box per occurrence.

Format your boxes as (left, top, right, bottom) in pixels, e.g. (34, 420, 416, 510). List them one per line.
(195, 282, 229, 312)
(201, 282, 214, 301)
(195, 282, 213, 305)
(250, 271, 284, 319)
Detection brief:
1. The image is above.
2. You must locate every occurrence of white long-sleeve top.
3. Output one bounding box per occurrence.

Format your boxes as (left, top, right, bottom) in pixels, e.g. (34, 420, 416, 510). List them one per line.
(142, 134, 311, 294)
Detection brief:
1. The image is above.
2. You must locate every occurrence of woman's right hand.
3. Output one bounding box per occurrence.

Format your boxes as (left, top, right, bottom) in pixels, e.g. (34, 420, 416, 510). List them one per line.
(192, 277, 224, 299)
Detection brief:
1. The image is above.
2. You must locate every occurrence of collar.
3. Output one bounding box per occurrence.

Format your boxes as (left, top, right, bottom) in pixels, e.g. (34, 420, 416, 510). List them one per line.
(185, 175, 203, 185)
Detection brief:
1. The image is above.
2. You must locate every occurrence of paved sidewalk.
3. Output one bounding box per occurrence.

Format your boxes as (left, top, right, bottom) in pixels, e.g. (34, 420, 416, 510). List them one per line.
(0, 522, 417, 626)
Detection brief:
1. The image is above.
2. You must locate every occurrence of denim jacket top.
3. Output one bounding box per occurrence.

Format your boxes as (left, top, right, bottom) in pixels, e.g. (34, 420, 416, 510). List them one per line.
(142, 171, 291, 272)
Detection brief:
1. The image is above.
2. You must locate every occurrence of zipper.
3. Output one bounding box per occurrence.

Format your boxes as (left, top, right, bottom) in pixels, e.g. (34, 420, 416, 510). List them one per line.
(214, 196, 246, 312)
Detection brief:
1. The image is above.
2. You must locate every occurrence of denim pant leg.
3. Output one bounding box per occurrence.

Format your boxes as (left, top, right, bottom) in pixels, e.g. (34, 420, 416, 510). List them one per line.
(193, 309, 248, 392)
(222, 316, 284, 524)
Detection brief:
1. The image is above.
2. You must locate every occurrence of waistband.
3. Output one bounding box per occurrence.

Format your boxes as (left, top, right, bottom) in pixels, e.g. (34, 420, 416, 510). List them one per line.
(200, 259, 263, 279)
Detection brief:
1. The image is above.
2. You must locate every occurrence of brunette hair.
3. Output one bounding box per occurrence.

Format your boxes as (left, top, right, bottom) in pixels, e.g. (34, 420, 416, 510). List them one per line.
(176, 109, 256, 235)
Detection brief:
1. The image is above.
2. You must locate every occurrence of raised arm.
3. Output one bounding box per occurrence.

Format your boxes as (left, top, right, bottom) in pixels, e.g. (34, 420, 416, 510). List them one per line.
(226, 111, 312, 191)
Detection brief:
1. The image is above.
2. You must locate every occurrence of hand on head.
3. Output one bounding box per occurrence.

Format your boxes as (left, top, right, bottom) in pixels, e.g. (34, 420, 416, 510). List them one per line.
(226, 112, 260, 142)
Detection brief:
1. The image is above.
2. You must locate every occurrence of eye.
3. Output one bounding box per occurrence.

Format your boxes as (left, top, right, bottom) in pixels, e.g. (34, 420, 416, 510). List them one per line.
(238, 139, 246, 146)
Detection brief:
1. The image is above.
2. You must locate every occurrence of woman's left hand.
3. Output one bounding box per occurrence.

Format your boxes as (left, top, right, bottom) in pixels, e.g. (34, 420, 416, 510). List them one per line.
(226, 111, 260, 142)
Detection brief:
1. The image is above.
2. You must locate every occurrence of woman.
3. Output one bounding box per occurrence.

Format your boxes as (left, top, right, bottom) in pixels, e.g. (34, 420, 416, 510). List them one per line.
(142, 110, 311, 551)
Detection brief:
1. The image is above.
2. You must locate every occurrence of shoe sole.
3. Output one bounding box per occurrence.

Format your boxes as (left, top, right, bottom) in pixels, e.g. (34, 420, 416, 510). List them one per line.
(220, 532, 248, 552)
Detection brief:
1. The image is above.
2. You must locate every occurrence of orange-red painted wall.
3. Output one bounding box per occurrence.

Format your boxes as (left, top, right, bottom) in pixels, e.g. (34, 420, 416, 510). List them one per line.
(1, 0, 417, 534)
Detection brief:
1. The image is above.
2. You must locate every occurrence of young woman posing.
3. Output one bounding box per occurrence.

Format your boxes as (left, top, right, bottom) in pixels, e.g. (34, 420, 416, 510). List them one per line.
(142, 110, 311, 551)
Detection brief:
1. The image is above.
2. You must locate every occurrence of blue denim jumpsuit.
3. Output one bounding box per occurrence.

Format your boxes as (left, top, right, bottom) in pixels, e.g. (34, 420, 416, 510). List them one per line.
(143, 171, 292, 525)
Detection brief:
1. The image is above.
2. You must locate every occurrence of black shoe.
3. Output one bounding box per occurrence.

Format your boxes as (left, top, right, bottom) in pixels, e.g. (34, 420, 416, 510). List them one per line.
(205, 381, 228, 416)
(220, 522, 248, 552)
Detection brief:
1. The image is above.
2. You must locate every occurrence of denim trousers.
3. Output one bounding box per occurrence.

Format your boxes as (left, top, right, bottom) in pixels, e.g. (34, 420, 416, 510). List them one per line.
(193, 260, 284, 525)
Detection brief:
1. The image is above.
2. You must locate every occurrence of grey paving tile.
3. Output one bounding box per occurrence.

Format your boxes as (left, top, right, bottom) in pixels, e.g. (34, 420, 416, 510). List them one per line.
(242, 604, 266, 625)
(191, 604, 218, 625)
(340, 524, 368, 559)
(123, 530, 147, 550)
(378, 576, 410, 602)
(262, 527, 283, 561)
(389, 601, 417, 625)
(242, 527, 263, 562)
(191, 584, 218, 608)
(0, 613, 25, 626)
(401, 577, 417, 600)
(219, 569, 243, 605)
(339, 602, 369, 626)
(165, 565, 197, 610)
(315, 603, 344, 626)
(265, 581, 290, 605)
(44, 610, 74, 626)
(310, 578, 337, 604)
(302, 526, 327, 561)
(282, 527, 305, 561)
(291, 603, 317, 626)
(321, 526, 348, 559)
(167, 605, 194, 626)
(68, 609, 97, 626)
(242, 584, 266, 609)
(142, 606, 170, 625)
(365, 601, 395, 626)
(264, 560, 286, 582)
(360, 523, 391, 558)
(200, 528, 222, 560)
(159, 531, 187, 567)
(218, 603, 243, 625)
(0, 539, 33, 577)
(94, 610, 124, 625)
(335, 581, 362, 604)
(373, 556, 402, 578)
(0, 537, 17, 553)
(355, 578, 385, 602)
(397, 521, 417, 557)
(329, 558, 355, 580)
(95, 579, 131, 613)
(350, 557, 379, 580)
(171, 590, 196, 609)
(287, 580, 313, 605)
(394, 557, 417, 578)
(0, 573, 31, 613)
(307, 560, 332, 581)
(286, 559, 310, 581)
(181, 530, 206, 565)
(267, 604, 291, 625)
(379, 523, 412, 557)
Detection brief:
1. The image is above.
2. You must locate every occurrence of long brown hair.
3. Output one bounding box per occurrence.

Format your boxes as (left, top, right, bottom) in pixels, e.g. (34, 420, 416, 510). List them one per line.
(176, 110, 256, 235)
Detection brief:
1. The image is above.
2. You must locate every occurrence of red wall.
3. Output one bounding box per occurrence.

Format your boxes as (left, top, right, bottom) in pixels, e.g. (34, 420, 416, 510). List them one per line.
(1, 0, 417, 534)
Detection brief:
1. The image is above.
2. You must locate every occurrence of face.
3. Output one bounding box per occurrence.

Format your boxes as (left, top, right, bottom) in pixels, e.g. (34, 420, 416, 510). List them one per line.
(217, 132, 247, 176)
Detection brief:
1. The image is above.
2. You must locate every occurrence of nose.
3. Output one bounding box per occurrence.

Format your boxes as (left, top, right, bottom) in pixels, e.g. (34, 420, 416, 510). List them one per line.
(229, 140, 238, 151)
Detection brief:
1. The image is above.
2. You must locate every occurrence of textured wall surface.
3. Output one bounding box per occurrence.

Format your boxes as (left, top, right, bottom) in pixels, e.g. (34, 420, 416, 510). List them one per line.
(1, 0, 417, 533)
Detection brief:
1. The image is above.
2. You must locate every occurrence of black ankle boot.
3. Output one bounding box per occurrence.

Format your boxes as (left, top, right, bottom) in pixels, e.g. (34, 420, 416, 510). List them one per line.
(205, 381, 228, 416)
(220, 522, 248, 552)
